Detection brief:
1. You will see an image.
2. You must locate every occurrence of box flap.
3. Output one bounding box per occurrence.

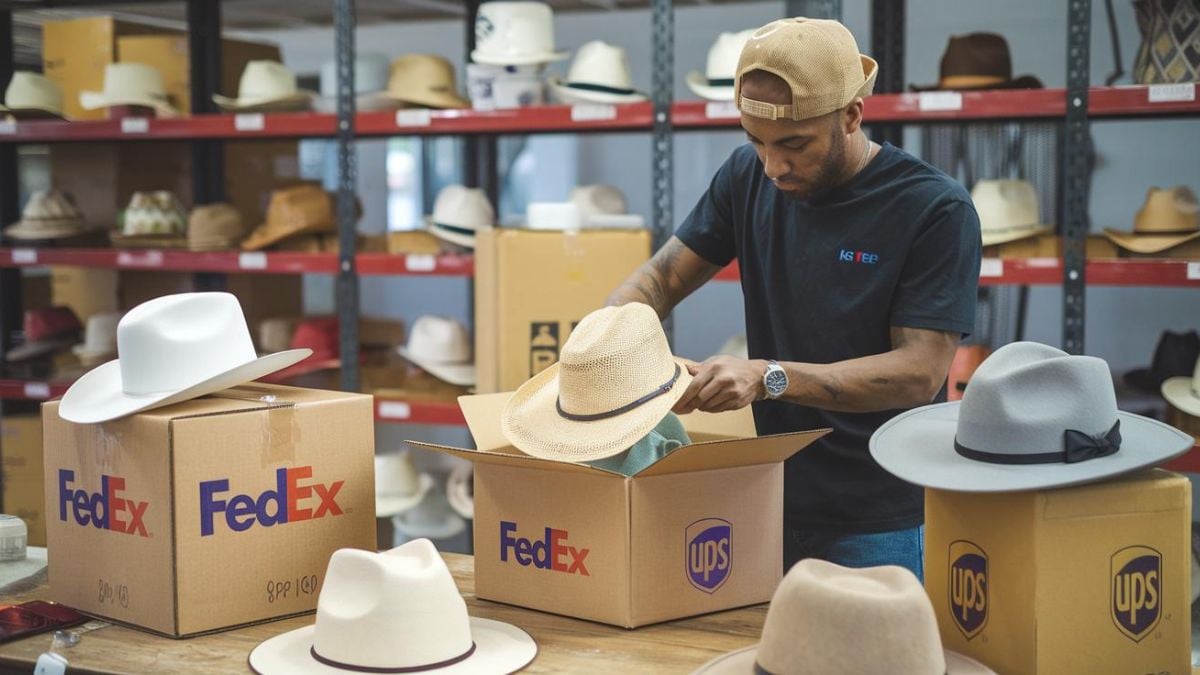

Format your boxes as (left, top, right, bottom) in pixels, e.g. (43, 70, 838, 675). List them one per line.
(634, 428, 830, 477)
(406, 440, 625, 478)
(679, 407, 757, 438)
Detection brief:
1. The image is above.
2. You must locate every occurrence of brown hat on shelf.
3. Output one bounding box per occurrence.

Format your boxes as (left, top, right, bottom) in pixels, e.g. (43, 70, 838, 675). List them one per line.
(384, 54, 471, 110)
(241, 184, 336, 251)
(110, 190, 189, 249)
(4, 189, 88, 241)
(910, 33, 1043, 91)
(1104, 186, 1200, 254)
(187, 203, 245, 252)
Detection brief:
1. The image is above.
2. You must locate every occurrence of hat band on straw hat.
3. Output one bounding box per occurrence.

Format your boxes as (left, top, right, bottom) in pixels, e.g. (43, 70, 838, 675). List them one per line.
(954, 420, 1122, 466)
(310, 642, 477, 673)
(707, 78, 735, 87)
(565, 81, 638, 96)
(556, 363, 681, 422)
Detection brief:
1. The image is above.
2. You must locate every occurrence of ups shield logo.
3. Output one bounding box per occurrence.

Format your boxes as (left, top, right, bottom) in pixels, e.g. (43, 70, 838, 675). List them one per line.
(948, 540, 988, 640)
(1111, 546, 1162, 642)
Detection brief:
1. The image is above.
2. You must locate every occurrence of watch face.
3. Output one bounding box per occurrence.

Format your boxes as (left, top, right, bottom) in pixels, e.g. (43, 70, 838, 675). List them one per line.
(765, 368, 788, 396)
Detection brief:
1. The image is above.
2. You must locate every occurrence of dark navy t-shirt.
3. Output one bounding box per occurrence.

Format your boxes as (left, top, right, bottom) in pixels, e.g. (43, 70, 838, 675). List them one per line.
(676, 142, 980, 533)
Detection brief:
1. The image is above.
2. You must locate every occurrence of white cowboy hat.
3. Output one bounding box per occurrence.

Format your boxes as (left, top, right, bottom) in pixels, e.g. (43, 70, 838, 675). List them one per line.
(248, 539, 537, 674)
(686, 29, 756, 101)
(58, 293, 311, 424)
(870, 341, 1194, 493)
(692, 559, 995, 675)
(425, 185, 494, 250)
(398, 315, 474, 387)
(72, 311, 121, 367)
(972, 179, 1051, 247)
(392, 485, 466, 542)
(375, 451, 434, 518)
(525, 201, 582, 231)
(471, 1, 568, 66)
(213, 60, 315, 113)
(0, 72, 66, 119)
(549, 41, 647, 105)
(3, 189, 87, 240)
(383, 54, 472, 110)
(314, 53, 393, 113)
(80, 63, 177, 117)
(1163, 353, 1200, 418)
(501, 302, 693, 463)
(446, 463, 474, 520)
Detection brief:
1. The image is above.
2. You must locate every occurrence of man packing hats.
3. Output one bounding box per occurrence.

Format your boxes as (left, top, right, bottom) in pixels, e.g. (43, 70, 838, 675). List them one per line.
(608, 18, 981, 578)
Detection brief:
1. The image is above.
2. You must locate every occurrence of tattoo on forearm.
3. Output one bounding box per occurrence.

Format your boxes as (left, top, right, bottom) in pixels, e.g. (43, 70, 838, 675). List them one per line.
(820, 373, 843, 401)
(611, 239, 690, 312)
(871, 377, 891, 385)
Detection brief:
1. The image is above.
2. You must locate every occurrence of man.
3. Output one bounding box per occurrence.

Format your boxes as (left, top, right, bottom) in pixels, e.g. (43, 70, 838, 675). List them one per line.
(606, 18, 980, 577)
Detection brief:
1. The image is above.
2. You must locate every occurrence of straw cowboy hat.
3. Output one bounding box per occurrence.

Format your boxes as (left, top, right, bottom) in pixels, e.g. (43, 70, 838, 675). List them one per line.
(214, 60, 315, 113)
(692, 559, 995, 675)
(425, 185, 494, 249)
(1104, 186, 1200, 254)
(1163, 353, 1200, 418)
(398, 315, 475, 387)
(446, 463, 474, 520)
(242, 184, 337, 251)
(501, 302, 693, 463)
(870, 341, 1194, 493)
(972, 179, 1051, 247)
(4, 190, 87, 241)
(911, 33, 1043, 91)
(0, 72, 66, 119)
(5, 306, 82, 363)
(188, 202, 245, 251)
(314, 53, 392, 113)
(248, 539, 537, 674)
(80, 63, 178, 117)
(735, 18, 878, 122)
(375, 451, 434, 518)
(549, 41, 647, 105)
(471, 1, 568, 66)
(111, 191, 189, 249)
(687, 30, 756, 101)
(72, 311, 121, 368)
(58, 293, 311, 424)
(384, 54, 471, 110)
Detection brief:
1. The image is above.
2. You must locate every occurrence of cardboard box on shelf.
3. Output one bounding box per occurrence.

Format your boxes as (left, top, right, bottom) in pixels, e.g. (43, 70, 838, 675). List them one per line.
(2, 416, 47, 547)
(51, 268, 119, 321)
(474, 228, 650, 393)
(409, 393, 829, 628)
(924, 469, 1191, 675)
(41, 384, 376, 637)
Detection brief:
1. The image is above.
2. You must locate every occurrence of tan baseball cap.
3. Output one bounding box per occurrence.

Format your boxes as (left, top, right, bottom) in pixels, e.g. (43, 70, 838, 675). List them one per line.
(735, 18, 878, 121)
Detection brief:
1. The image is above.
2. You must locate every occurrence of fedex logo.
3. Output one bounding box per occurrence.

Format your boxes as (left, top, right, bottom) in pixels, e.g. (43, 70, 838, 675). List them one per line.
(839, 249, 880, 265)
(58, 469, 150, 537)
(199, 466, 344, 536)
(499, 521, 590, 576)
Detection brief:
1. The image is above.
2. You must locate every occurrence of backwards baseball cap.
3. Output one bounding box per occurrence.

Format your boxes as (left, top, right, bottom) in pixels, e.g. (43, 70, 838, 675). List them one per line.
(735, 18, 878, 121)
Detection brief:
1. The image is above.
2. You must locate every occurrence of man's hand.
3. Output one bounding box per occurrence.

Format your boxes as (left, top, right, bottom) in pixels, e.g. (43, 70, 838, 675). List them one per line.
(673, 356, 768, 414)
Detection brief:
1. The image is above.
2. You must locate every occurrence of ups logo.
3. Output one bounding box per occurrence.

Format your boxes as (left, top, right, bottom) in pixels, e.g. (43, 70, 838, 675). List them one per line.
(1111, 546, 1162, 643)
(948, 540, 988, 640)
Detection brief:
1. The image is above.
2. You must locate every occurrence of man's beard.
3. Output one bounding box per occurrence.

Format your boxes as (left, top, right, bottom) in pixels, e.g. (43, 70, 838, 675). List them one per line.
(777, 128, 848, 202)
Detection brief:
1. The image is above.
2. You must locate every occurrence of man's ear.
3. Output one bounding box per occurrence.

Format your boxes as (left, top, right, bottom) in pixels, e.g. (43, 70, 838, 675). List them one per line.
(843, 98, 865, 135)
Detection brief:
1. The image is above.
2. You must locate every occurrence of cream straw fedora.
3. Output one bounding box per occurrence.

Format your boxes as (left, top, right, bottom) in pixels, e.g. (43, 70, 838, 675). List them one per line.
(213, 60, 315, 113)
(686, 30, 756, 101)
(80, 63, 177, 117)
(549, 41, 647, 105)
(248, 539, 537, 674)
(501, 302, 692, 463)
(398, 315, 475, 387)
(0, 72, 66, 119)
(972, 179, 1051, 247)
(693, 559, 995, 675)
(424, 185, 495, 250)
(1163, 353, 1200, 418)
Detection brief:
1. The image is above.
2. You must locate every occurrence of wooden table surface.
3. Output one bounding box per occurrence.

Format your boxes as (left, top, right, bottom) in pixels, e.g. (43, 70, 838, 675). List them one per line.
(0, 553, 764, 674)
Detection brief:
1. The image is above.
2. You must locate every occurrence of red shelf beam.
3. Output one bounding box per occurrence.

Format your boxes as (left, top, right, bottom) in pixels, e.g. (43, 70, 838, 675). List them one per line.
(374, 397, 466, 426)
(0, 379, 71, 401)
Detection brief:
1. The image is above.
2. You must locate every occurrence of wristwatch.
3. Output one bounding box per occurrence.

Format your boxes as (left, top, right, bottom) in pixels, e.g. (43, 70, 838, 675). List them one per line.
(763, 360, 788, 400)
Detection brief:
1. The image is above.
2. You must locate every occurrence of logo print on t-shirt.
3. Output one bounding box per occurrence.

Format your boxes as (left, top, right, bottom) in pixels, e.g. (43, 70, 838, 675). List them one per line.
(839, 249, 880, 265)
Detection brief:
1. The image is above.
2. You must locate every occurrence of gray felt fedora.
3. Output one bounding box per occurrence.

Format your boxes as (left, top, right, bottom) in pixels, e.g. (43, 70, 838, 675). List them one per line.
(871, 341, 1194, 492)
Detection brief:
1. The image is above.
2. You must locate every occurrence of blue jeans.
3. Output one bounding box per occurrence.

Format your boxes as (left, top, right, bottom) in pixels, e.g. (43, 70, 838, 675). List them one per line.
(784, 524, 924, 581)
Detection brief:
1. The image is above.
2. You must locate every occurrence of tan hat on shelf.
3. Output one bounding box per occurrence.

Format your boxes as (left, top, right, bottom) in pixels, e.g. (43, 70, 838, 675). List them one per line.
(687, 30, 757, 101)
(0, 72, 66, 120)
(549, 41, 647, 105)
(213, 60, 315, 113)
(972, 179, 1051, 247)
(4, 190, 88, 240)
(501, 302, 692, 463)
(397, 315, 474, 387)
(241, 184, 337, 251)
(80, 63, 178, 117)
(187, 203, 245, 252)
(692, 559, 995, 674)
(1104, 186, 1200, 254)
(383, 54, 470, 110)
(110, 191, 189, 248)
(735, 18, 877, 122)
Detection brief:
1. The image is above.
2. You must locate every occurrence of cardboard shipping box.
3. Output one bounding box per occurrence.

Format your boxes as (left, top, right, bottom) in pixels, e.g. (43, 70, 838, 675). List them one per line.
(409, 393, 829, 628)
(42, 17, 170, 120)
(1, 416, 47, 547)
(42, 384, 376, 637)
(925, 469, 1191, 675)
(475, 228, 650, 393)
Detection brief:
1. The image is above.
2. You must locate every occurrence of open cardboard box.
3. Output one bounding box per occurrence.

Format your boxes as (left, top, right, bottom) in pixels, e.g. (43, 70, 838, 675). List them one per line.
(408, 392, 829, 628)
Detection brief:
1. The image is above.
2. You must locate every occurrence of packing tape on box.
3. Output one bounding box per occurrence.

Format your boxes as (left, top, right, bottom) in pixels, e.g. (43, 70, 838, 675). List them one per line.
(212, 386, 299, 467)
